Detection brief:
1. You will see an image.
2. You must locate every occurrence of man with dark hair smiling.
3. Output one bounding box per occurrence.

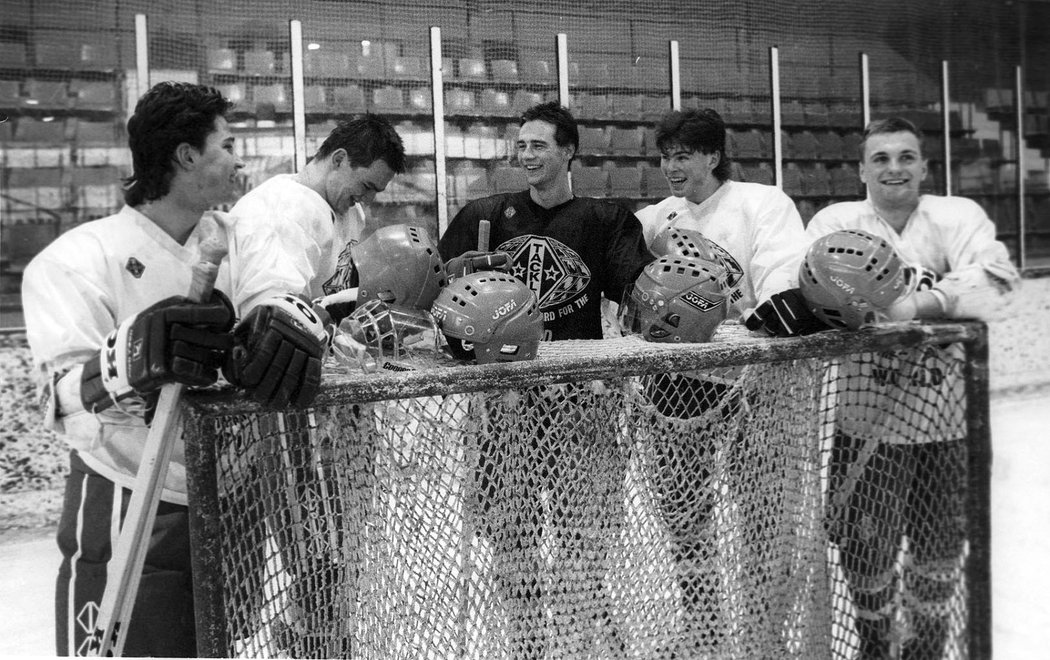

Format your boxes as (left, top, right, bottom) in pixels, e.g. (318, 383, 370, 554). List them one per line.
(23, 81, 243, 656)
(439, 100, 653, 656)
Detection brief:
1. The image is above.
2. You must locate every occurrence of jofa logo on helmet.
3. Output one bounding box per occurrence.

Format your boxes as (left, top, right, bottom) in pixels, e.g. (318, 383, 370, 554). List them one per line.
(491, 298, 518, 320)
(681, 290, 722, 311)
(830, 275, 855, 294)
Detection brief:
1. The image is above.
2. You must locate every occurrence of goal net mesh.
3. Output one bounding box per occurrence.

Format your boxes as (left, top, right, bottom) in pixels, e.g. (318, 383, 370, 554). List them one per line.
(183, 324, 985, 659)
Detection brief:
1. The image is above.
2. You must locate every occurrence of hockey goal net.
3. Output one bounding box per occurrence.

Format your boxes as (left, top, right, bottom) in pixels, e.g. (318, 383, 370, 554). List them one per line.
(181, 321, 991, 660)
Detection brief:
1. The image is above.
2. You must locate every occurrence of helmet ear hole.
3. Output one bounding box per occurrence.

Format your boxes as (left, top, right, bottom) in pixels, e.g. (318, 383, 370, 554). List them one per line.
(445, 336, 476, 362)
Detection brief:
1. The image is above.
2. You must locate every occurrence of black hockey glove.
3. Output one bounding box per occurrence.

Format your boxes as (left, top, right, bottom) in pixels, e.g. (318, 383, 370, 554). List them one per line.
(223, 294, 328, 408)
(745, 288, 830, 337)
(444, 250, 511, 280)
(80, 291, 235, 414)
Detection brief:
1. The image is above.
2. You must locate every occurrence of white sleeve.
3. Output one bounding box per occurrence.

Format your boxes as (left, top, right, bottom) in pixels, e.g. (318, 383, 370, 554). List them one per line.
(634, 203, 662, 249)
(747, 189, 809, 305)
(932, 200, 1020, 320)
(228, 200, 326, 316)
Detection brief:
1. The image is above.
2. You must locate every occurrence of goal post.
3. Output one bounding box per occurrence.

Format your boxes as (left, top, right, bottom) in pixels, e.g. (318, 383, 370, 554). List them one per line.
(182, 321, 991, 659)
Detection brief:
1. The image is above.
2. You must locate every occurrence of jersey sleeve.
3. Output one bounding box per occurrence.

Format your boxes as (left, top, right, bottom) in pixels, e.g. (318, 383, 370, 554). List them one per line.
(603, 202, 657, 303)
(931, 199, 1020, 320)
(22, 253, 113, 379)
(747, 188, 809, 305)
(227, 195, 327, 315)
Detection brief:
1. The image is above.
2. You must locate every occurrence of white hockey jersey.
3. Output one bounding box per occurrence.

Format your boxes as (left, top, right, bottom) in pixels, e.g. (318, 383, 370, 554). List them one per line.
(635, 180, 810, 320)
(22, 206, 234, 504)
(226, 174, 366, 315)
(808, 194, 1020, 444)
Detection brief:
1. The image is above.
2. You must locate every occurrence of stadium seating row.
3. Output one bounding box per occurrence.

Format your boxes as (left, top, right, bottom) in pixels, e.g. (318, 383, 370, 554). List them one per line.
(0, 79, 120, 112)
(0, 37, 120, 72)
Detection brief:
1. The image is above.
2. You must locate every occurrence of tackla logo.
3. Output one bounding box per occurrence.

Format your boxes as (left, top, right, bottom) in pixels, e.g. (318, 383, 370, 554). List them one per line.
(125, 257, 145, 278)
(500, 234, 590, 310)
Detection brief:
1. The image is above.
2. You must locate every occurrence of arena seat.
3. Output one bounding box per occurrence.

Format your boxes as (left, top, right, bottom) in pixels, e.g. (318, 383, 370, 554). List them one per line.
(0, 79, 21, 108)
(578, 126, 608, 156)
(71, 80, 118, 112)
(491, 166, 527, 193)
(446, 88, 476, 115)
(511, 90, 544, 114)
(841, 132, 863, 160)
(490, 59, 520, 83)
(457, 58, 487, 82)
(0, 42, 27, 68)
(356, 54, 386, 80)
(480, 88, 513, 116)
(522, 59, 554, 85)
(743, 162, 774, 186)
(573, 92, 610, 120)
(829, 103, 862, 128)
(814, 131, 845, 160)
(801, 162, 831, 196)
(403, 87, 428, 114)
(609, 127, 645, 156)
(642, 164, 667, 198)
(304, 49, 353, 78)
(206, 47, 237, 73)
(729, 129, 767, 160)
(641, 95, 669, 120)
(830, 163, 862, 196)
(372, 86, 405, 112)
(12, 117, 67, 143)
(22, 80, 70, 111)
(781, 99, 806, 126)
(803, 102, 830, 127)
(570, 165, 609, 197)
(391, 55, 426, 81)
(788, 130, 821, 160)
(781, 162, 804, 196)
(608, 93, 643, 120)
(252, 84, 291, 116)
(332, 84, 367, 113)
(302, 85, 327, 113)
(243, 50, 278, 75)
(609, 166, 643, 198)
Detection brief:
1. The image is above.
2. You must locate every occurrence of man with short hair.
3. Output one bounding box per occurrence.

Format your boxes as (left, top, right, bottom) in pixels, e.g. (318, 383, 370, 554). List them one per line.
(22, 81, 244, 657)
(807, 117, 1019, 659)
(228, 114, 407, 316)
(633, 107, 816, 656)
(439, 101, 653, 656)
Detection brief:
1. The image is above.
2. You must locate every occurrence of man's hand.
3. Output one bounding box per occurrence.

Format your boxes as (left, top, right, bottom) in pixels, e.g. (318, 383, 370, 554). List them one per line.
(80, 292, 235, 414)
(223, 294, 328, 408)
(444, 250, 510, 280)
(745, 288, 830, 337)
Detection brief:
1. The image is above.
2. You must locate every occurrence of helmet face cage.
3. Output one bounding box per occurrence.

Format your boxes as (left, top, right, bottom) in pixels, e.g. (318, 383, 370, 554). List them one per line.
(431, 270, 544, 364)
(352, 224, 447, 310)
(798, 229, 909, 330)
(619, 256, 730, 343)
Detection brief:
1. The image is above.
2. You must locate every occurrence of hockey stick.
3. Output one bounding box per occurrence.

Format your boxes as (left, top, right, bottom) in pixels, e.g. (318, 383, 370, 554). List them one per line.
(478, 218, 490, 253)
(92, 214, 228, 657)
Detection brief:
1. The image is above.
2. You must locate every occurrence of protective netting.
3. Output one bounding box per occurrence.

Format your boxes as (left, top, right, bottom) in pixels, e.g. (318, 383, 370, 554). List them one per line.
(183, 325, 987, 659)
(2, 0, 1048, 280)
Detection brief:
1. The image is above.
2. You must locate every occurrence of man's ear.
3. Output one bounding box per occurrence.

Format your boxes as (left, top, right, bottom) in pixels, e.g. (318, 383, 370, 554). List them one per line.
(330, 148, 348, 169)
(174, 142, 197, 170)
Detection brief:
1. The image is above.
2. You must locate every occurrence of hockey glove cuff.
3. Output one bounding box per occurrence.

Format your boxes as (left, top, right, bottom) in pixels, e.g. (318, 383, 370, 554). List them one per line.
(745, 288, 830, 337)
(80, 291, 235, 414)
(223, 294, 328, 409)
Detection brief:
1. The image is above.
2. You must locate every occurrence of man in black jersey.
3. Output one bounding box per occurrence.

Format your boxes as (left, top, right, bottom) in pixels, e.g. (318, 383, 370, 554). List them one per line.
(439, 101, 653, 657)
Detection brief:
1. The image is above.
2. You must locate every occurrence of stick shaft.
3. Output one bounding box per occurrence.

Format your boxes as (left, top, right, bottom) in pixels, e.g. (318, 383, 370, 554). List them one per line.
(477, 219, 490, 253)
(94, 255, 223, 657)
